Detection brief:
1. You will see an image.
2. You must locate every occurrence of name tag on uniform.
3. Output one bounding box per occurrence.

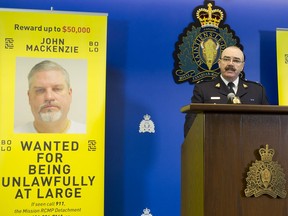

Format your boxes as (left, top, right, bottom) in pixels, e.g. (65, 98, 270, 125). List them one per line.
(211, 97, 220, 100)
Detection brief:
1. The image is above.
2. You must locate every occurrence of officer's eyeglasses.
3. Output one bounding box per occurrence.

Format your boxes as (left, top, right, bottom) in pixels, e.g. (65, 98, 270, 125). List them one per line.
(220, 57, 244, 64)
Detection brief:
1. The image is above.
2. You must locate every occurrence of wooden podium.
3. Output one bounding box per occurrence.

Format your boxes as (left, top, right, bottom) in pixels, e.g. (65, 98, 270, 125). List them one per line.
(181, 104, 288, 216)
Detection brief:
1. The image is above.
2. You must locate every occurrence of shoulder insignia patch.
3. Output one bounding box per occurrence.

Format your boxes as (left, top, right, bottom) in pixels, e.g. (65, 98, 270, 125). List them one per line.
(243, 83, 248, 88)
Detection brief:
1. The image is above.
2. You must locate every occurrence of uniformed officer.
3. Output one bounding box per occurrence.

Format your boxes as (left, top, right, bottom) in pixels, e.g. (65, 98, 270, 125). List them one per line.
(184, 46, 269, 137)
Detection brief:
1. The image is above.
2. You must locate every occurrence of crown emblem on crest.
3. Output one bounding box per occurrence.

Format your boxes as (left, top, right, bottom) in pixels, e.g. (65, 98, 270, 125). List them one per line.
(144, 114, 151, 120)
(141, 208, 152, 216)
(259, 144, 274, 162)
(196, 3, 224, 28)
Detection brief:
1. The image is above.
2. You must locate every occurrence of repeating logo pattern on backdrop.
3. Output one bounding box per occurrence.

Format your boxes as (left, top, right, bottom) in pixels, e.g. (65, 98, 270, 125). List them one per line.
(141, 208, 153, 216)
(172, 1, 243, 84)
(139, 114, 155, 133)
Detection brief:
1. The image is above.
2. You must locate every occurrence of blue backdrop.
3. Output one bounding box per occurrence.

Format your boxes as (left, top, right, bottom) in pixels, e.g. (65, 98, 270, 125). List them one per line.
(1, 0, 287, 215)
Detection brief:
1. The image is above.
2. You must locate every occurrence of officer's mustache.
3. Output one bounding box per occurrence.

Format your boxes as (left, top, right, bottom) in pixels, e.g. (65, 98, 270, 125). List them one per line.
(225, 65, 236, 71)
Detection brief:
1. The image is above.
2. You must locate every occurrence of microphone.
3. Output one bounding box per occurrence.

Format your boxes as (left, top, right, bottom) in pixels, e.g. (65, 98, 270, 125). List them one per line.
(227, 93, 241, 104)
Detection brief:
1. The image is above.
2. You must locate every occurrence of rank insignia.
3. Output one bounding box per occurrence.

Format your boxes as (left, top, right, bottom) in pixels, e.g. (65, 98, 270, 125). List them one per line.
(243, 83, 248, 88)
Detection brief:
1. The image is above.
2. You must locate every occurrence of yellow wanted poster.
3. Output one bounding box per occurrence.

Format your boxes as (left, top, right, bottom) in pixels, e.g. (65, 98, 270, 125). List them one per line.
(0, 8, 107, 216)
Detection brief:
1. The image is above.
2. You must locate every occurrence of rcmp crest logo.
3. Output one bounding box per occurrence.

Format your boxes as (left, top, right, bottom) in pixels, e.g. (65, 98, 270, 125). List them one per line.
(172, 1, 243, 84)
(141, 208, 152, 216)
(139, 114, 155, 133)
(245, 145, 287, 198)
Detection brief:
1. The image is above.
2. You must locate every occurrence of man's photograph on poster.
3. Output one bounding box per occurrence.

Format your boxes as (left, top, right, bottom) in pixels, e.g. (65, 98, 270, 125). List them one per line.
(14, 57, 87, 134)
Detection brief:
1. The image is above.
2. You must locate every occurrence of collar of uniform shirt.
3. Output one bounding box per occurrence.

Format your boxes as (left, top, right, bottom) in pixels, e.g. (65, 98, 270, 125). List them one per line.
(220, 75, 239, 94)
